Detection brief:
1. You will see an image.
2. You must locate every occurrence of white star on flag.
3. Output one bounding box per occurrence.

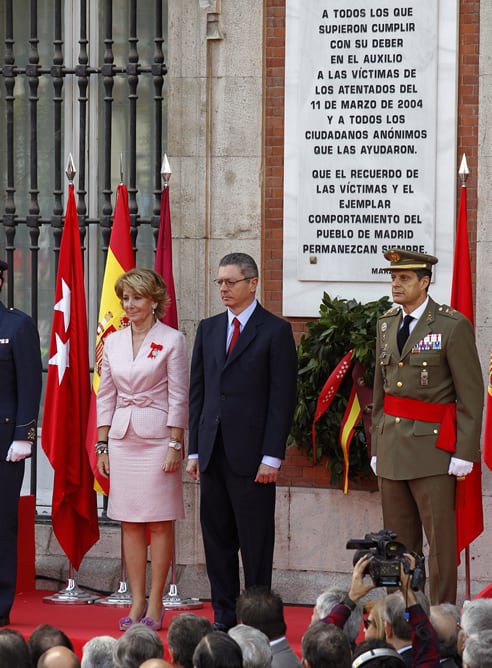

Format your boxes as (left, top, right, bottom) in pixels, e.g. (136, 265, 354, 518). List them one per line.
(54, 278, 71, 332)
(48, 333, 70, 384)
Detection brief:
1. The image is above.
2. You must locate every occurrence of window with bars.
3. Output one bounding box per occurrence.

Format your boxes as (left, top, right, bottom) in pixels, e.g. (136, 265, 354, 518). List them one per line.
(0, 0, 168, 509)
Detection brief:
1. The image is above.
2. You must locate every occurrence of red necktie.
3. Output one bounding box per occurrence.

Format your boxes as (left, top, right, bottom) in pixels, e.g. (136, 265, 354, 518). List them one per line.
(227, 317, 241, 356)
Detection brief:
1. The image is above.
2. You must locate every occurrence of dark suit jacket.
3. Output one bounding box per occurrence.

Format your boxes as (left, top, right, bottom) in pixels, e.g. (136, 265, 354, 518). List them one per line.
(271, 637, 302, 668)
(0, 300, 42, 618)
(0, 302, 42, 458)
(189, 302, 298, 475)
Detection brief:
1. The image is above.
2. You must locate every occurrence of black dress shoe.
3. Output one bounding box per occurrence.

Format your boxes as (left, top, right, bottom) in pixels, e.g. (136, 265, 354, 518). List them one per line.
(0, 616, 10, 627)
(212, 622, 229, 632)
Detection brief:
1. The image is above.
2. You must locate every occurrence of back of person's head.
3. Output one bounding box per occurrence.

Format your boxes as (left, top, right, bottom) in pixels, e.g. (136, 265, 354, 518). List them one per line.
(228, 624, 272, 668)
(139, 661, 172, 668)
(462, 630, 492, 668)
(429, 603, 461, 659)
(113, 623, 163, 668)
(352, 640, 404, 668)
(383, 592, 411, 641)
(236, 587, 286, 640)
(461, 599, 492, 636)
(193, 630, 243, 668)
(313, 587, 362, 646)
(167, 613, 213, 668)
(0, 628, 32, 668)
(29, 624, 74, 666)
(37, 645, 81, 668)
(301, 621, 351, 668)
(81, 635, 116, 668)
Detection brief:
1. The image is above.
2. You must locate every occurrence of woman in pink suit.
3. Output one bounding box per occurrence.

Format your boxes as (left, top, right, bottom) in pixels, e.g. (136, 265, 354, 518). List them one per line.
(96, 268, 189, 632)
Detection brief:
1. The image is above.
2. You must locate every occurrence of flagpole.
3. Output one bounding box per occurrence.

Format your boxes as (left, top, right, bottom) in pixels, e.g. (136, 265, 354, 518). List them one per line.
(155, 156, 202, 610)
(459, 157, 472, 602)
(94, 532, 133, 607)
(43, 154, 98, 605)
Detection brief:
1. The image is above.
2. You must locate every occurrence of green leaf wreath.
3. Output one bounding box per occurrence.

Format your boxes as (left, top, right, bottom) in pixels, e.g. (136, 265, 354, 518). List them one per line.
(288, 292, 392, 488)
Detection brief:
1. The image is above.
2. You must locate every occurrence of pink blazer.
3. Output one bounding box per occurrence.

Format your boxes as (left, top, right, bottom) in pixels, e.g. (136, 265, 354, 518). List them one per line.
(97, 321, 189, 440)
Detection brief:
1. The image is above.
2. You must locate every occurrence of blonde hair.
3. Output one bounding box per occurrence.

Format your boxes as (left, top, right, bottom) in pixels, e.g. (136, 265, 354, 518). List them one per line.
(115, 268, 170, 320)
(364, 598, 386, 640)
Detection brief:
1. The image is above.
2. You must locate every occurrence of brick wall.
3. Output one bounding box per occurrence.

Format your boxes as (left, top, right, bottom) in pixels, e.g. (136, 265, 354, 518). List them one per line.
(262, 0, 480, 488)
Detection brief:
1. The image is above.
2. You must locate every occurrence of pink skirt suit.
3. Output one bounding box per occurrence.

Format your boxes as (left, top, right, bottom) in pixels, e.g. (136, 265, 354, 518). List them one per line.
(97, 321, 189, 522)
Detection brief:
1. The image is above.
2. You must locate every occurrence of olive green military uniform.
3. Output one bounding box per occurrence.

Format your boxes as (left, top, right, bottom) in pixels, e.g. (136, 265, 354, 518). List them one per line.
(372, 250, 484, 604)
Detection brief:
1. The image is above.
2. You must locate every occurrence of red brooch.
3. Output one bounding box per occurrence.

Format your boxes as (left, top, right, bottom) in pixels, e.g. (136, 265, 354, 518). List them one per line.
(148, 342, 163, 359)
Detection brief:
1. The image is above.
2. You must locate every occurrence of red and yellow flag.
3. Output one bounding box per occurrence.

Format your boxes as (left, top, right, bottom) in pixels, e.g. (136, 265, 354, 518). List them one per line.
(85, 184, 134, 494)
(338, 385, 361, 494)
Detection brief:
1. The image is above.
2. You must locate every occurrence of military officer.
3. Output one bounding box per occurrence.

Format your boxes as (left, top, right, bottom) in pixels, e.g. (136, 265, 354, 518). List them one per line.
(371, 248, 484, 605)
(0, 258, 42, 626)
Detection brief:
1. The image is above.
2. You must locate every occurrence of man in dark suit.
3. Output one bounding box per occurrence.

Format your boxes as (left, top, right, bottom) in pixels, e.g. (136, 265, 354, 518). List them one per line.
(187, 252, 298, 631)
(371, 248, 484, 605)
(0, 259, 42, 626)
(236, 587, 302, 668)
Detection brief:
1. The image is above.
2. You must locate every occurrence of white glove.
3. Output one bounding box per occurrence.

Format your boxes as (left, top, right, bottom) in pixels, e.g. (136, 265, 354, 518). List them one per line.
(370, 456, 377, 476)
(448, 457, 473, 477)
(6, 440, 32, 462)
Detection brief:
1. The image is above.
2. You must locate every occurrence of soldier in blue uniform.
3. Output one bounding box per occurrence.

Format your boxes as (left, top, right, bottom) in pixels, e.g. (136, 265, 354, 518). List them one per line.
(0, 258, 42, 626)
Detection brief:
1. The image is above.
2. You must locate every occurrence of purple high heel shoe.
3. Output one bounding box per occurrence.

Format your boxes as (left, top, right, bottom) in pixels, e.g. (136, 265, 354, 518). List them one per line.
(118, 601, 148, 632)
(140, 607, 165, 632)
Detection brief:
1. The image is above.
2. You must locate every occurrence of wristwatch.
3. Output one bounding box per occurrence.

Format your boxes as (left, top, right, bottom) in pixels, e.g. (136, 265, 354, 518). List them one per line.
(168, 439, 181, 450)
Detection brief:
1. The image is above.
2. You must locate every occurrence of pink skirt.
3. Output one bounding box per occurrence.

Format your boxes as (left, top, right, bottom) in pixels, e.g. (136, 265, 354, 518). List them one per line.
(107, 423, 184, 522)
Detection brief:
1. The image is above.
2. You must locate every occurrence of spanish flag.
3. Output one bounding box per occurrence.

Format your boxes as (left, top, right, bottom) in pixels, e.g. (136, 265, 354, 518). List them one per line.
(84, 183, 134, 494)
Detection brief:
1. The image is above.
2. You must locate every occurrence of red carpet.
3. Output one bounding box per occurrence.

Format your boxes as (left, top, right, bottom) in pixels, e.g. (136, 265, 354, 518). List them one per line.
(10, 590, 313, 660)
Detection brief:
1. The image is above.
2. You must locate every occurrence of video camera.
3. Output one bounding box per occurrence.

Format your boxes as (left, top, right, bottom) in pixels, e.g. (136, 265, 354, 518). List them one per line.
(346, 529, 424, 590)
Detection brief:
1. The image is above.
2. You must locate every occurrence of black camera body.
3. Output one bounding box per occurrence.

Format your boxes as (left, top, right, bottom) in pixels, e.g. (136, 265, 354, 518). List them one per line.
(346, 529, 408, 588)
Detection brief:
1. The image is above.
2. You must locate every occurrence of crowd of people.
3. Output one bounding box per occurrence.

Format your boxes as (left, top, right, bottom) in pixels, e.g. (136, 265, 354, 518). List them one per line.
(1, 577, 492, 667)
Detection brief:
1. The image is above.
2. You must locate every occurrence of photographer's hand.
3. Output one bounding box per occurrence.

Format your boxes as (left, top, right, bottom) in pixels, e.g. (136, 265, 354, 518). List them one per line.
(399, 552, 417, 606)
(348, 554, 376, 602)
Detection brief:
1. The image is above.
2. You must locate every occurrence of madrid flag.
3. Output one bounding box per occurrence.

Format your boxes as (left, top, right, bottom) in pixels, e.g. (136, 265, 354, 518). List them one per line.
(155, 184, 178, 329)
(450, 180, 484, 555)
(85, 183, 134, 494)
(42, 183, 99, 570)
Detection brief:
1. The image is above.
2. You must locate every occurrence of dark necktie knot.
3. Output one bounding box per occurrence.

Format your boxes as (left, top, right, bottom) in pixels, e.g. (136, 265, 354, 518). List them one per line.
(397, 314, 413, 353)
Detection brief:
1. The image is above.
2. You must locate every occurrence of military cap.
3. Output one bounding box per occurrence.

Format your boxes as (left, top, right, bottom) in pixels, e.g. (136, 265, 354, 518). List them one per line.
(383, 248, 438, 271)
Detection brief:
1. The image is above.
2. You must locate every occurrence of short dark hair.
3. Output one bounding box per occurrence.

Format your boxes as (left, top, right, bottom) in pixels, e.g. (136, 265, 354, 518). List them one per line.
(167, 613, 213, 668)
(0, 629, 32, 668)
(236, 587, 286, 639)
(192, 631, 243, 668)
(28, 624, 74, 666)
(301, 622, 351, 668)
(219, 253, 258, 279)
